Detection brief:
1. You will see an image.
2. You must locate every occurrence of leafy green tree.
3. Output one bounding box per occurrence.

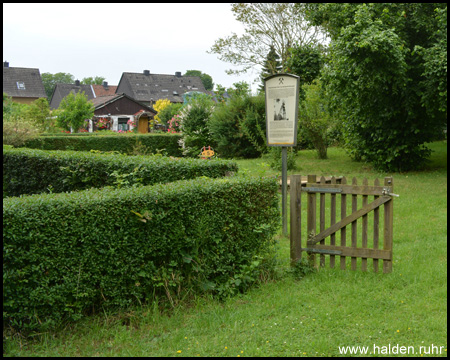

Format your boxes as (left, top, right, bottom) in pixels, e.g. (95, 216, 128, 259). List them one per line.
(227, 81, 252, 98)
(3, 93, 40, 146)
(80, 76, 106, 85)
(304, 3, 447, 171)
(178, 94, 216, 157)
(183, 70, 214, 91)
(25, 98, 51, 131)
(285, 43, 324, 100)
(298, 81, 333, 159)
(258, 45, 282, 92)
(41, 72, 75, 99)
(56, 92, 95, 132)
(209, 93, 266, 159)
(208, 3, 327, 77)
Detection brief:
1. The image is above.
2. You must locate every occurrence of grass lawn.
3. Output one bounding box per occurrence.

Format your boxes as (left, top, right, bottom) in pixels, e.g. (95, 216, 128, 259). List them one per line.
(4, 142, 447, 357)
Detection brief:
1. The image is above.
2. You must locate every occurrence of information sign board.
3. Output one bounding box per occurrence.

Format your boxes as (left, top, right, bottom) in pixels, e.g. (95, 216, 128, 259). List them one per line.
(264, 73, 300, 146)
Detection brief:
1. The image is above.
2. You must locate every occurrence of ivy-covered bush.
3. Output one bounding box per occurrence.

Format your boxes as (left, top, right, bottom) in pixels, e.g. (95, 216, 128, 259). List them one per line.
(3, 147, 238, 197)
(3, 176, 280, 332)
(23, 133, 183, 157)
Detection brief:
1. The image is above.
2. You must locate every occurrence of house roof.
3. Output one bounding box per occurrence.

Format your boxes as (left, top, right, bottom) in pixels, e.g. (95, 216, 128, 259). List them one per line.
(3, 65, 47, 99)
(116, 71, 207, 103)
(92, 93, 157, 114)
(91, 83, 117, 97)
(49, 83, 95, 109)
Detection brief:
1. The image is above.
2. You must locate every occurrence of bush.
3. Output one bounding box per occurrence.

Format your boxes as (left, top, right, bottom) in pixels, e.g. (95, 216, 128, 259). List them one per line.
(23, 133, 183, 156)
(178, 94, 216, 157)
(3, 147, 238, 197)
(209, 93, 267, 159)
(298, 81, 334, 159)
(264, 147, 297, 171)
(3, 176, 280, 332)
(158, 103, 183, 128)
(3, 93, 41, 147)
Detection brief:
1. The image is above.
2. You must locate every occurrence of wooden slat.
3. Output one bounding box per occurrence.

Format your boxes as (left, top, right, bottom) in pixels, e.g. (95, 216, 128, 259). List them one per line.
(307, 196, 391, 245)
(373, 178, 380, 273)
(301, 183, 390, 196)
(307, 175, 317, 267)
(289, 175, 302, 265)
(308, 245, 392, 260)
(383, 177, 394, 273)
(330, 176, 337, 269)
(351, 177, 358, 271)
(340, 177, 347, 270)
(320, 176, 326, 267)
(361, 178, 368, 272)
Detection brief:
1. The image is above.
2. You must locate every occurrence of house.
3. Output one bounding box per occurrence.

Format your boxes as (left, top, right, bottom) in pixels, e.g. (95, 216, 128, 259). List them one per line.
(3, 61, 47, 104)
(116, 70, 208, 106)
(88, 93, 157, 134)
(49, 81, 117, 110)
(91, 82, 117, 97)
(49, 80, 95, 109)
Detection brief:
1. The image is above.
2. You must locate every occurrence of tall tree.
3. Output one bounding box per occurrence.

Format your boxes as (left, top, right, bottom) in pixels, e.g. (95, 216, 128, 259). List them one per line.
(258, 45, 282, 92)
(304, 3, 447, 171)
(56, 92, 94, 132)
(41, 72, 74, 99)
(80, 76, 106, 85)
(183, 70, 214, 91)
(208, 3, 327, 79)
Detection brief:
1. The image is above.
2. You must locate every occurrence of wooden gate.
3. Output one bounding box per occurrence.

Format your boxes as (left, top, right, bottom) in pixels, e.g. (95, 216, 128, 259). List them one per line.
(290, 175, 396, 273)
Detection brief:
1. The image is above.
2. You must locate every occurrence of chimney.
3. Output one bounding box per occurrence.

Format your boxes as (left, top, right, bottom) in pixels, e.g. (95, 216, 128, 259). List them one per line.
(175, 71, 182, 77)
(143, 70, 150, 76)
(102, 81, 108, 88)
(75, 80, 80, 86)
(4, 61, 9, 68)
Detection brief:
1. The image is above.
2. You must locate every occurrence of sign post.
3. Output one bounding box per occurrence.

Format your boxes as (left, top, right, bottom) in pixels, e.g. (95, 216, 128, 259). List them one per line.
(264, 73, 300, 236)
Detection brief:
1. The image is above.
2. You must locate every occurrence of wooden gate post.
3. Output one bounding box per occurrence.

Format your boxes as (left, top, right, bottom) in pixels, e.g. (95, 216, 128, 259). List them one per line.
(290, 175, 302, 265)
(383, 177, 394, 273)
(307, 175, 317, 267)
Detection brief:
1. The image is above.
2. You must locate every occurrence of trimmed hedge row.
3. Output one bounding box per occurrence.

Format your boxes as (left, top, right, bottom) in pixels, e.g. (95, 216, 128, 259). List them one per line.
(23, 133, 183, 156)
(3, 147, 238, 197)
(3, 176, 280, 332)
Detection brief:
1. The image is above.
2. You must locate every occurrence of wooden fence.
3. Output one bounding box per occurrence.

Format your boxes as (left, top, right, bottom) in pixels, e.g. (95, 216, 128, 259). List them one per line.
(290, 175, 396, 273)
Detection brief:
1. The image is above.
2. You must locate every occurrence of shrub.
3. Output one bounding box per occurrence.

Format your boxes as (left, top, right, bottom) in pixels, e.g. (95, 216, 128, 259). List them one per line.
(3, 176, 280, 332)
(3, 93, 41, 147)
(298, 81, 334, 159)
(3, 147, 238, 197)
(158, 103, 183, 128)
(178, 95, 216, 157)
(209, 93, 267, 159)
(23, 133, 183, 157)
(264, 147, 297, 171)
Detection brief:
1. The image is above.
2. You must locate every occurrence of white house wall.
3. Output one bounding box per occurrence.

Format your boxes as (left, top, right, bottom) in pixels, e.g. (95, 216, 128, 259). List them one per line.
(94, 115, 135, 132)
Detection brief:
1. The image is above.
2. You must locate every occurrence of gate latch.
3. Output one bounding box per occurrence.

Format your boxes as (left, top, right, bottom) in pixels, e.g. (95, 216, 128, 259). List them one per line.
(382, 188, 399, 197)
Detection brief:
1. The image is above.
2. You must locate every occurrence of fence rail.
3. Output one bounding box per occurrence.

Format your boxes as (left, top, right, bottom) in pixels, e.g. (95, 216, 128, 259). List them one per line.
(290, 175, 394, 273)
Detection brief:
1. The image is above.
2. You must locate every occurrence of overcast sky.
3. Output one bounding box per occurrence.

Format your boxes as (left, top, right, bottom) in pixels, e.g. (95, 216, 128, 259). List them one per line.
(3, 3, 262, 93)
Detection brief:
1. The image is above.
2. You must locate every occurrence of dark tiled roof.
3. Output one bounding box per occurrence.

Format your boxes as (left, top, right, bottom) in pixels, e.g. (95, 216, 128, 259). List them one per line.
(92, 93, 157, 114)
(3, 66, 47, 99)
(116, 71, 207, 103)
(50, 83, 95, 109)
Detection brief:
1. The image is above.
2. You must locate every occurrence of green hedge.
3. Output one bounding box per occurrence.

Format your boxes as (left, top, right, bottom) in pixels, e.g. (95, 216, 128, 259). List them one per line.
(23, 133, 183, 156)
(3, 147, 238, 197)
(3, 176, 280, 332)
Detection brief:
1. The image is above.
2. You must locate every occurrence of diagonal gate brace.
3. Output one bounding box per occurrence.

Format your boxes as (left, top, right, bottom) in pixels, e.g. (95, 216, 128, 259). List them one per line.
(307, 196, 391, 246)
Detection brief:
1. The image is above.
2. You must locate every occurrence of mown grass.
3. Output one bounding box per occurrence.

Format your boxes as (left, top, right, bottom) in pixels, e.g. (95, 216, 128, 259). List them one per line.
(3, 142, 447, 357)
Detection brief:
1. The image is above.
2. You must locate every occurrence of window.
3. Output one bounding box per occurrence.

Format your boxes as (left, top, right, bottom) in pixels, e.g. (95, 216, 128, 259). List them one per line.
(16, 81, 25, 90)
(118, 117, 129, 131)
